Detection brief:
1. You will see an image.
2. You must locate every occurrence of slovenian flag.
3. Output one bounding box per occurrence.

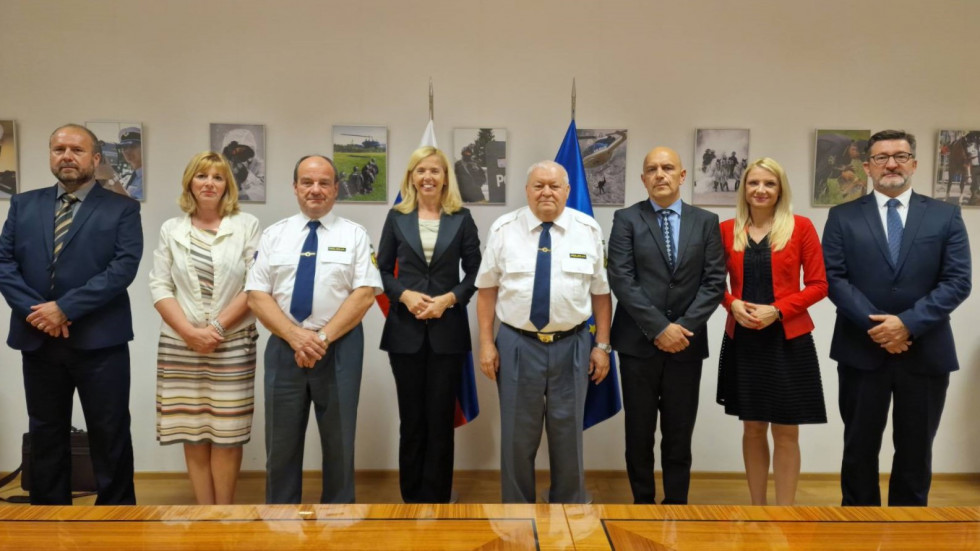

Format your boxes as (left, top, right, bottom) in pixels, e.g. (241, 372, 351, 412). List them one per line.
(375, 119, 480, 427)
(555, 119, 623, 429)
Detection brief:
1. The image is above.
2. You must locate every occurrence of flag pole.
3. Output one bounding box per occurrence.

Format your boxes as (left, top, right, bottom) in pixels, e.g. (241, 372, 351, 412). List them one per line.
(429, 77, 435, 121)
(571, 77, 576, 120)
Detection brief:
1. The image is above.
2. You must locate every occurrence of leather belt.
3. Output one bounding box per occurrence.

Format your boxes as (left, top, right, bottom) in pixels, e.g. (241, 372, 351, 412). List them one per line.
(504, 321, 588, 344)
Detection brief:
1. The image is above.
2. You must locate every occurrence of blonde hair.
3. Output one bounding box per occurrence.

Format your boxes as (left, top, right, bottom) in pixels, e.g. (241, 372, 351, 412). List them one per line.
(394, 146, 463, 214)
(733, 157, 794, 252)
(178, 151, 240, 216)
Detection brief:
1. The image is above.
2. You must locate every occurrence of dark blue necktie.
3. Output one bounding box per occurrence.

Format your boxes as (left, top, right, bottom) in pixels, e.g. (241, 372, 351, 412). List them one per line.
(529, 222, 553, 330)
(886, 198, 903, 265)
(659, 209, 676, 272)
(289, 220, 320, 322)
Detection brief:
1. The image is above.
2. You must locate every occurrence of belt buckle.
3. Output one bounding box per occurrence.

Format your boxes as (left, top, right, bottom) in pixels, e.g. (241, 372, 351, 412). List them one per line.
(537, 332, 554, 344)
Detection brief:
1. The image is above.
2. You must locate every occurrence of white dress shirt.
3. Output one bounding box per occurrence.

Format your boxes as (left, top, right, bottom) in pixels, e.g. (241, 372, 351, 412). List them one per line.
(245, 212, 382, 329)
(149, 212, 261, 337)
(475, 206, 610, 332)
(872, 187, 912, 238)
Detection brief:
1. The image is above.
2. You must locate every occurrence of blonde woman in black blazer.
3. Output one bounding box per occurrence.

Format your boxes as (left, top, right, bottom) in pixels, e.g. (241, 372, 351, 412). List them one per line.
(377, 146, 481, 503)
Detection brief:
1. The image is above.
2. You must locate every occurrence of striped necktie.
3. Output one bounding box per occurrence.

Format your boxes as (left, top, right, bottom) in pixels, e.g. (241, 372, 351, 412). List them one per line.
(659, 209, 676, 272)
(51, 193, 79, 289)
(886, 198, 903, 265)
(53, 193, 79, 260)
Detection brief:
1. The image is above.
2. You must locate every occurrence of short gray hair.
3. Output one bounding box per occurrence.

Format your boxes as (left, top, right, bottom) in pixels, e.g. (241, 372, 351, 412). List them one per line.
(525, 160, 569, 186)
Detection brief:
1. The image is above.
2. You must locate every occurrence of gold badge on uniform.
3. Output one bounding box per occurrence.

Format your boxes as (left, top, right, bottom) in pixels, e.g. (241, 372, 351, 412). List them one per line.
(569, 253, 587, 259)
(369, 244, 378, 268)
(328, 246, 347, 252)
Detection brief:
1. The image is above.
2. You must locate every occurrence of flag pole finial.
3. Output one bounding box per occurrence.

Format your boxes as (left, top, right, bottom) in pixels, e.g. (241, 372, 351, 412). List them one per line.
(428, 77, 435, 121)
(571, 78, 576, 120)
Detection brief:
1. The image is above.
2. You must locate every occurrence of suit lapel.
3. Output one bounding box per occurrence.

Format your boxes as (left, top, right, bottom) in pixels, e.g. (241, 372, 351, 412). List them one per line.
(39, 186, 58, 262)
(431, 211, 461, 266)
(638, 201, 671, 268)
(395, 209, 425, 263)
(675, 202, 696, 268)
(859, 194, 893, 269)
(896, 192, 927, 272)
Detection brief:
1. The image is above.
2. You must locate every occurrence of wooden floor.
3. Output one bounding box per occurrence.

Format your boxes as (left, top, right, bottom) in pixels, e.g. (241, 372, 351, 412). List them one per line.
(0, 503, 977, 550)
(2, 469, 980, 506)
(2, 472, 979, 549)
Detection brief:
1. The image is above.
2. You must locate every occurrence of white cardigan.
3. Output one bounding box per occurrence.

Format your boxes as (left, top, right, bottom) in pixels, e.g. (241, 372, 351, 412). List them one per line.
(149, 212, 261, 338)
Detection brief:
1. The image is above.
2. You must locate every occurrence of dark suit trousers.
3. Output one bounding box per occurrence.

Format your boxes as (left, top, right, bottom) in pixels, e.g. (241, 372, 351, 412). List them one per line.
(22, 341, 135, 505)
(264, 325, 363, 504)
(389, 336, 463, 503)
(619, 352, 702, 505)
(838, 363, 948, 506)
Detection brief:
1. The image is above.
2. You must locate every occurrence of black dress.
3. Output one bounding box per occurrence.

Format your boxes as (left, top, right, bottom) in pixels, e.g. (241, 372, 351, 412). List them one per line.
(716, 235, 826, 424)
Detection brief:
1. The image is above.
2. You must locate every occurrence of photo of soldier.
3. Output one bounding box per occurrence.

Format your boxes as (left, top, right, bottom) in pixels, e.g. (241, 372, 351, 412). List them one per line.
(210, 123, 267, 203)
(812, 129, 869, 206)
(453, 127, 507, 204)
(692, 128, 750, 206)
(935, 129, 980, 207)
(332, 125, 387, 203)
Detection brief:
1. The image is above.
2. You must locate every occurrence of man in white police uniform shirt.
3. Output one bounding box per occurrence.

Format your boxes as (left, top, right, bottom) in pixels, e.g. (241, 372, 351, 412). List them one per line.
(476, 160, 612, 503)
(246, 155, 381, 504)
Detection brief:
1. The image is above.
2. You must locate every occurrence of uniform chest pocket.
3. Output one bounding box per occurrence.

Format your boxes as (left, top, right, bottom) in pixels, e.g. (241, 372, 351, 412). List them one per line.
(561, 256, 595, 276)
(319, 249, 353, 286)
(269, 253, 299, 267)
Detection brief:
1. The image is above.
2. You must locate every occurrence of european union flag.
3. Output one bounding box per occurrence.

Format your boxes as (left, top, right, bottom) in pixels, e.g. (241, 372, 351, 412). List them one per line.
(555, 119, 622, 430)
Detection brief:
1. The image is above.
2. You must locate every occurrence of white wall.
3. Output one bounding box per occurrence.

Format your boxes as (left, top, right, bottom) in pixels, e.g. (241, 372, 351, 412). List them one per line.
(0, 0, 977, 474)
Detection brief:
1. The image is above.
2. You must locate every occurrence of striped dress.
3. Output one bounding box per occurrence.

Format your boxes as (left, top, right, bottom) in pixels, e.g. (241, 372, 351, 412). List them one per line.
(156, 227, 258, 446)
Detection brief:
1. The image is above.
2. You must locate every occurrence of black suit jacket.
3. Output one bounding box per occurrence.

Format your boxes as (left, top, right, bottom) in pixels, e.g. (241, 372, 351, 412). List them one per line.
(0, 183, 143, 351)
(607, 200, 726, 361)
(377, 207, 481, 354)
(823, 191, 971, 374)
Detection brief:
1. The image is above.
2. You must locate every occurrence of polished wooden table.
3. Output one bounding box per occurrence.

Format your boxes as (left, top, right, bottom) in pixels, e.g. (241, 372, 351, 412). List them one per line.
(0, 503, 977, 550)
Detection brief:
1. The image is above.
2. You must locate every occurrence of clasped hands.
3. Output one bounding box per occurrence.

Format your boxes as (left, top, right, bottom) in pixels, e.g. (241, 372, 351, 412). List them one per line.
(288, 325, 329, 368)
(400, 290, 453, 320)
(868, 314, 911, 354)
(731, 300, 779, 330)
(27, 301, 70, 338)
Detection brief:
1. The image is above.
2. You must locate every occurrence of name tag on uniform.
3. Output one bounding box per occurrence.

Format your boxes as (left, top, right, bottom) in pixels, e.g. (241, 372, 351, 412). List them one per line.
(328, 246, 347, 252)
(569, 253, 587, 259)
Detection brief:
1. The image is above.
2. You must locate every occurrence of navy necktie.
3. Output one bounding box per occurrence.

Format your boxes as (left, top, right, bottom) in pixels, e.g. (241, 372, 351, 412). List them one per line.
(289, 220, 320, 322)
(529, 222, 553, 330)
(659, 209, 676, 272)
(886, 198, 903, 265)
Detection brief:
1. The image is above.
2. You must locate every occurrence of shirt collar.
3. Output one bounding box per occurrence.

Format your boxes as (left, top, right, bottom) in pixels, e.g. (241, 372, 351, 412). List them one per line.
(522, 205, 572, 232)
(873, 187, 912, 209)
(297, 210, 338, 230)
(650, 197, 683, 216)
(57, 180, 96, 201)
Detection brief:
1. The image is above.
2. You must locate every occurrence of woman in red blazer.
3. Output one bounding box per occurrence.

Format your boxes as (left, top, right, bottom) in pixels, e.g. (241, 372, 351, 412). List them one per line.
(717, 157, 828, 505)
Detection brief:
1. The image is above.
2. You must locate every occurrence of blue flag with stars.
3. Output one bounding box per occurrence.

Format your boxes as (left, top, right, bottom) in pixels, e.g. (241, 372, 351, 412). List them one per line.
(555, 119, 622, 430)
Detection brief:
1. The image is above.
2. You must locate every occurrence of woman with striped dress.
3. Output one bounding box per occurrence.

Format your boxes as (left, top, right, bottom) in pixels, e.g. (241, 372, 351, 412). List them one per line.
(149, 152, 260, 504)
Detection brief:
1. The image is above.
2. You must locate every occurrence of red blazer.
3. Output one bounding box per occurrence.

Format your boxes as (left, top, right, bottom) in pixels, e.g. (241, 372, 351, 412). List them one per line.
(720, 215, 828, 340)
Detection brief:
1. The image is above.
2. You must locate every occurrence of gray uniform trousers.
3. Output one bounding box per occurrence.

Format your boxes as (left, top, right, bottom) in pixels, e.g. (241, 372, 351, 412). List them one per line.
(264, 324, 364, 504)
(497, 323, 590, 503)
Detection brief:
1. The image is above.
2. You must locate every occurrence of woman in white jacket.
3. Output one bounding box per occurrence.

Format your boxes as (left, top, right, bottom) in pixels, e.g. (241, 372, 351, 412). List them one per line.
(149, 152, 260, 504)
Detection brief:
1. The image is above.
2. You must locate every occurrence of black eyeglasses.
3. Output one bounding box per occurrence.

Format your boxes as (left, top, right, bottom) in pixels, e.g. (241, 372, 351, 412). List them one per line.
(868, 152, 914, 166)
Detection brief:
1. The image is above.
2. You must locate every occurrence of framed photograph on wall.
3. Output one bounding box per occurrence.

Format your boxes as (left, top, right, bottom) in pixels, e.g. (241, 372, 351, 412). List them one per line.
(453, 128, 507, 204)
(935, 130, 980, 207)
(0, 120, 19, 198)
(333, 125, 387, 203)
(85, 121, 144, 201)
(692, 129, 750, 207)
(812, 129, 870, 207)
(211, 123, 266, 203)
(577, 128, 627, 206)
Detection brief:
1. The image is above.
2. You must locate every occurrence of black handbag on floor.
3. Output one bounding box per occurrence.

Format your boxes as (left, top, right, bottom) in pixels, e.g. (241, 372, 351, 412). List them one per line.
(20, 426, 98, 493)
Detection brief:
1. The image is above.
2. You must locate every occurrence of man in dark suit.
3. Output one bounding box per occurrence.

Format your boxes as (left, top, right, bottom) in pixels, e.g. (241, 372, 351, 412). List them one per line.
(823, 129, 971, 506)
(608, 146, 726, 504)
(0, 124, 143, 505)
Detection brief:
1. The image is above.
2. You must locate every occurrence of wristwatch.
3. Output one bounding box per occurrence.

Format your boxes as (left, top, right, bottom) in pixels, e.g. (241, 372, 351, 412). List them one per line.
(317, 331, 329, 343)
(594, 342, 612, 353)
